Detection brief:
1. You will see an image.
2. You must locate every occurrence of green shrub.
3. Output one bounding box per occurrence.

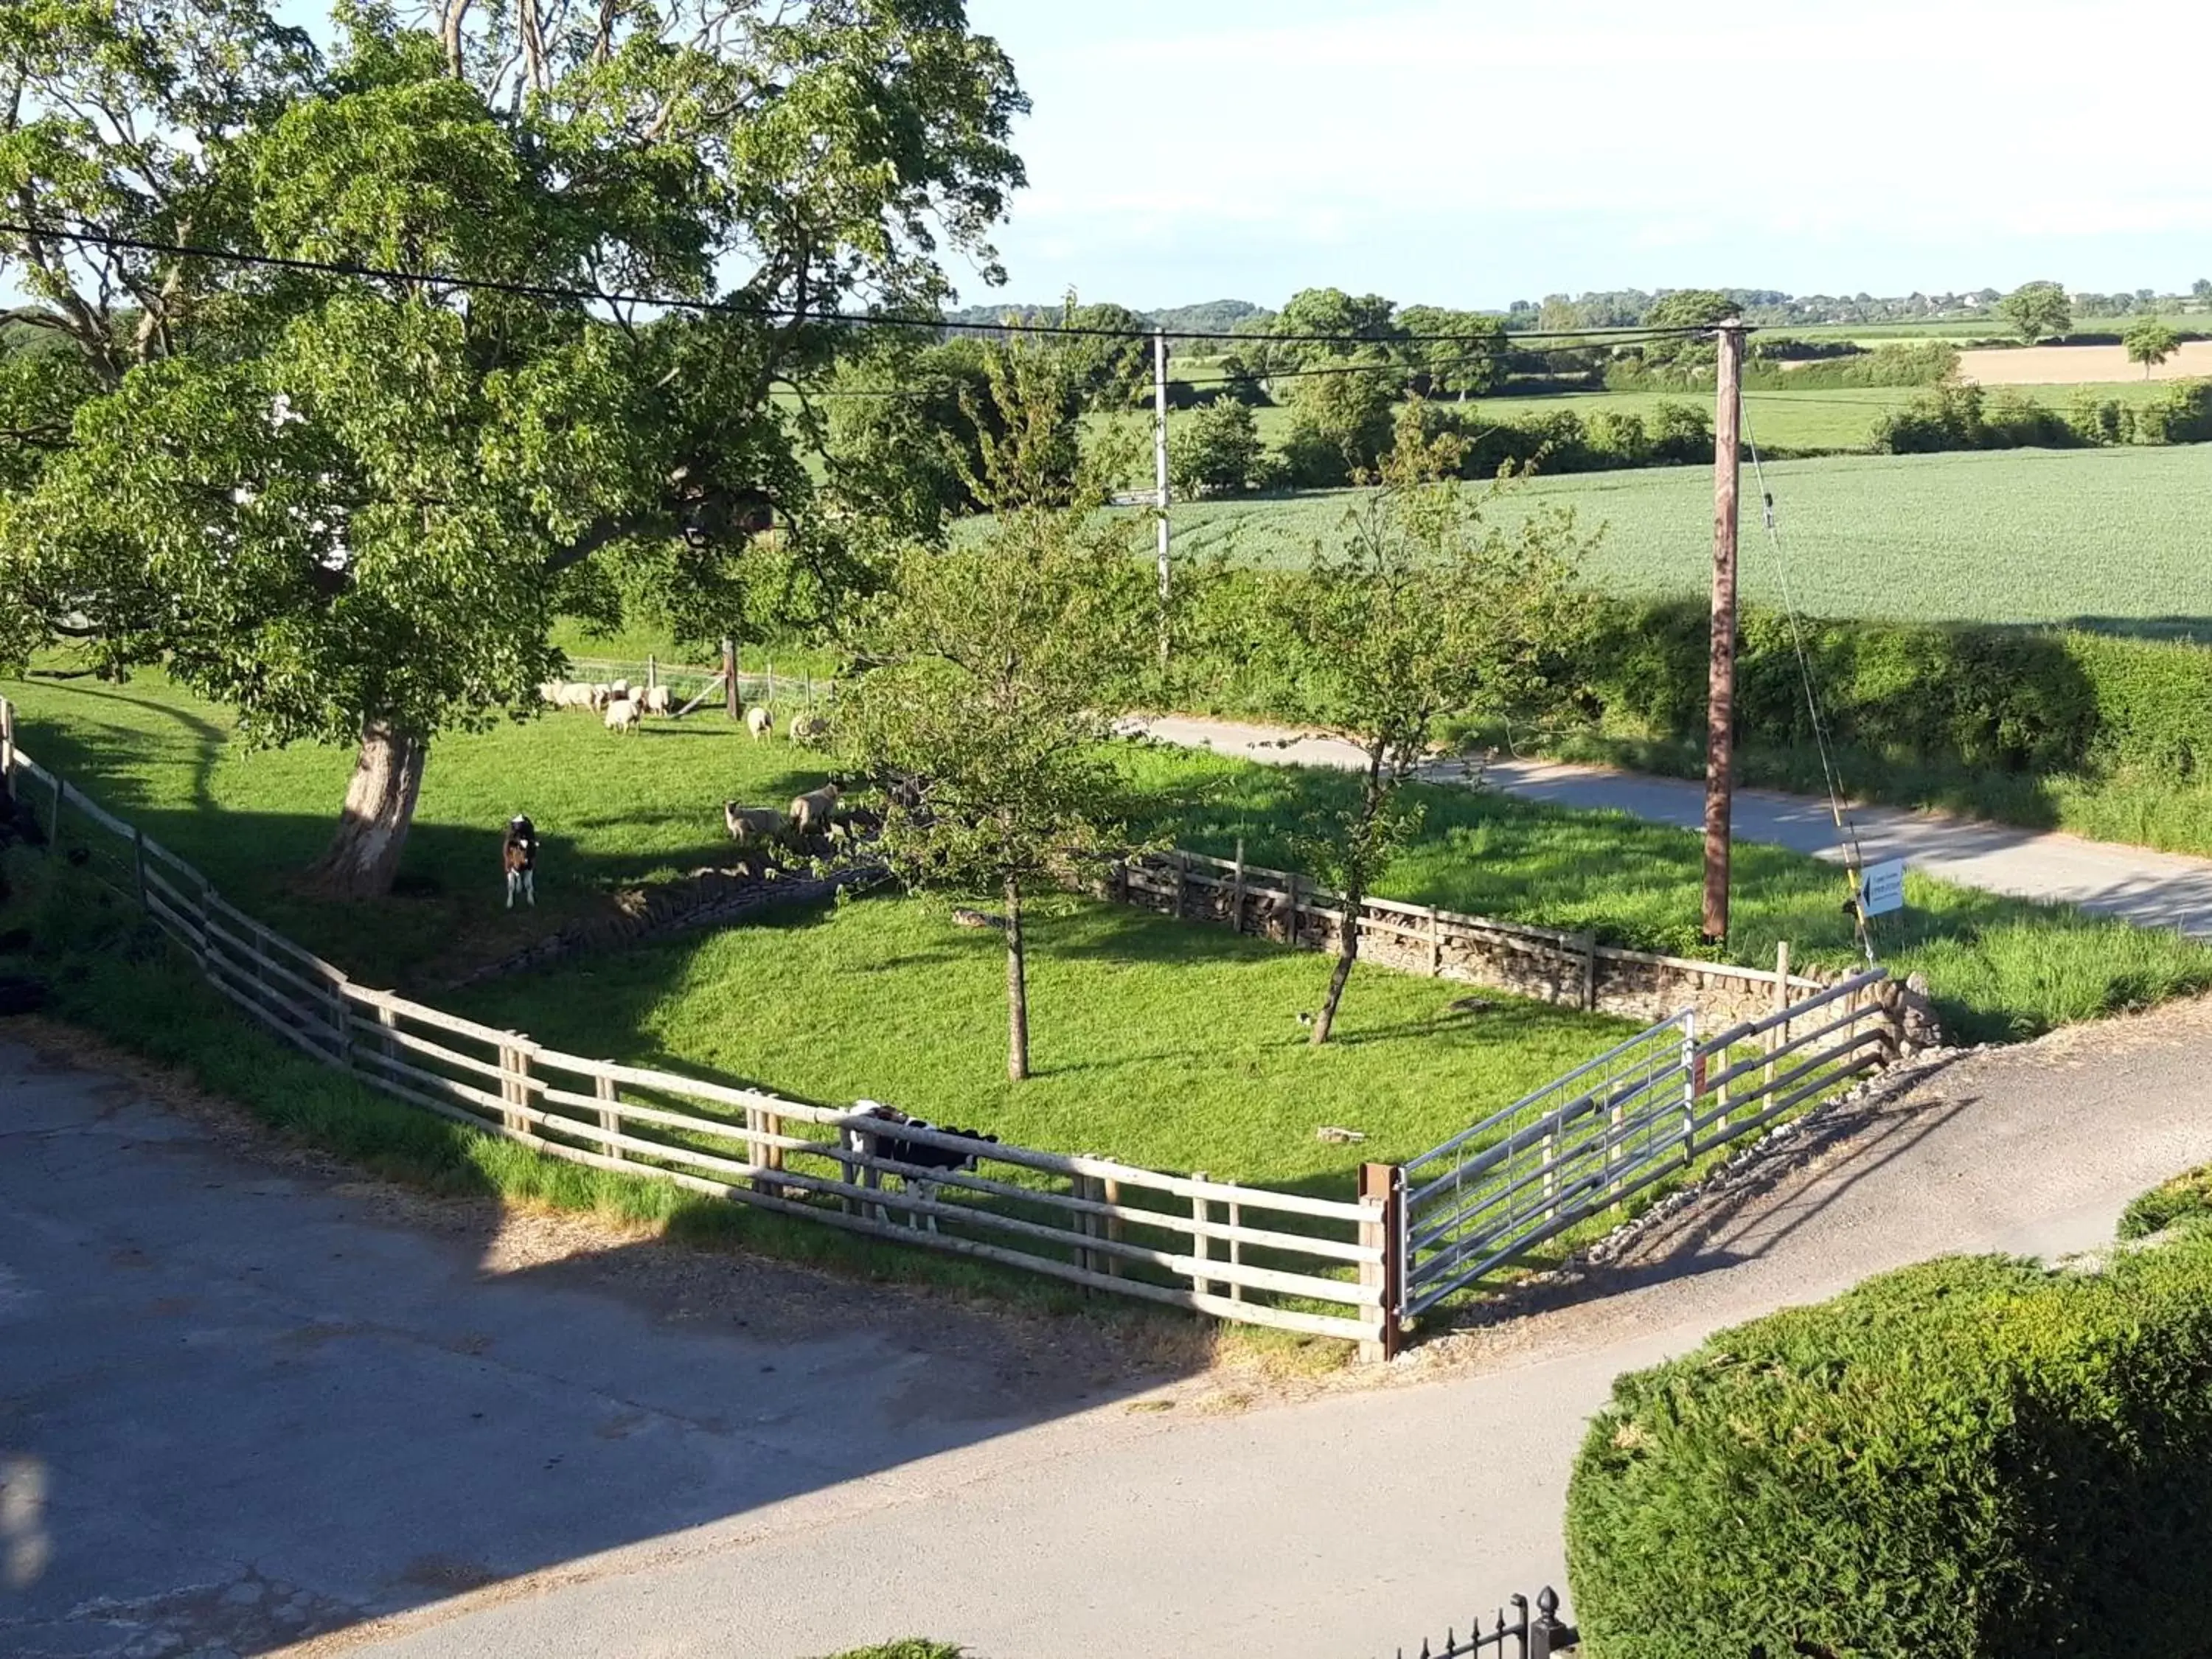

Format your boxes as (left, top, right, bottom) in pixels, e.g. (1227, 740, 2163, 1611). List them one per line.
(2119, 1165, 2212, 1239)
(1567, 1237, 2212, 1658)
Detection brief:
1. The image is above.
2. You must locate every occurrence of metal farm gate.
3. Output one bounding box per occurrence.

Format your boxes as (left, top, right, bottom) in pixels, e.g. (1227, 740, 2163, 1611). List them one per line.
(1397, 970, 1896, 1321)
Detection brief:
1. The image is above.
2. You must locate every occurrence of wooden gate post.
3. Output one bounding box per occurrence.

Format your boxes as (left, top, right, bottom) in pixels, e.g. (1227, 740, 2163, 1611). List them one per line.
(596, 1072, 622, 1164)
(1578, 930, 1599, 1012)
(723, 638, 740, 720)
(1358, 1161, 1403, 1363)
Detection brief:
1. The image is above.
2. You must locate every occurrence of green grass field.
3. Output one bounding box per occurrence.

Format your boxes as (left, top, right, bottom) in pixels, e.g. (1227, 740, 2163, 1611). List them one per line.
(1155, 445, 2212, 635)
(8, 663, 2205, 1067)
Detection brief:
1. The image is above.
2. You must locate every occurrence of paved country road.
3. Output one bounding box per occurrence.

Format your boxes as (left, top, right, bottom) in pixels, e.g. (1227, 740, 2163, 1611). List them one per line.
(1127, 714, 2212, 938)
(10, 1001, 2212, 1659)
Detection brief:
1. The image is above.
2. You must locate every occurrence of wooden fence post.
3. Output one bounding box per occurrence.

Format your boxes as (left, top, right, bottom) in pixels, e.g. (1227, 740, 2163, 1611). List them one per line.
(1190, 1174, 1211, 1303)
(1287, 872, 1300, 947)
(1427, 906, 1443, 976)
(1762, 939, 1790, 1098)
(1174, 849, 1189, 920)
(647, 654, 657, 694)
(1230, 837, 1246, 934)
(330, 981, 354, 1069)
(1357, 1161, 1402, 1364)
(131, 826, 148, 909)
(376, 1002, 399, 1065)
(723, 638, 740, 720)
(0, 696, 14, 782)
(597, 1072, 622, 1164)
(502, 1036, 535, 1139)
(1103, 1176, 1124, 1277)
(49, 769, 64, 848)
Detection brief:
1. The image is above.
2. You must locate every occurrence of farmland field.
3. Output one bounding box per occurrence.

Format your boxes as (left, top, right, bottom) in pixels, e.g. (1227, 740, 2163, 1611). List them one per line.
(1958, 342, 2212, 384)
(1156, 445, 2212, 633)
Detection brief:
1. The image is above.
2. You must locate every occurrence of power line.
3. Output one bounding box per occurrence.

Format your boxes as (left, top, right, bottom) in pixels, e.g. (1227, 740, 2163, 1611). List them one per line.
(0, 217, 1727, 349)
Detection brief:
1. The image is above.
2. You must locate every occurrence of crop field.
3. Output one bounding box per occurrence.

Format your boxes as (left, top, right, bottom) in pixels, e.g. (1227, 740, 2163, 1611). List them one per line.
(1158, 445, 2212, 633)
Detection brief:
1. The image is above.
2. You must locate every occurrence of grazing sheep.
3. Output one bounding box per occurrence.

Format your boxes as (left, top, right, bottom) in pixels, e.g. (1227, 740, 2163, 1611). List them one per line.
(609, 679, 631, 701)
(745, 705, 774, 742)
(788, 712, 829, 747)
(603, 697, 641, 735)
(789, 782, 841, 838)
(588, 682, 615, 709)
(537, 681, 564, 706)
(554, 682, 596, 709)
(723, 801, 788, 857)
(641, 685, 672, 717)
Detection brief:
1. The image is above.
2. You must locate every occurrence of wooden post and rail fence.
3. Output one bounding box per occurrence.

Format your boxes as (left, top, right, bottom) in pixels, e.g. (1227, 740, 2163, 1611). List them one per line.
(0, 695, 1902, 1359)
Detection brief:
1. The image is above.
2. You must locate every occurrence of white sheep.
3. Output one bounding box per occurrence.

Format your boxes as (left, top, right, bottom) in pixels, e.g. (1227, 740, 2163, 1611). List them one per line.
(589, 682, 614, 709)
(746, 705, 774, 742)
(603, 696, 641, 736)
(789, 782, 841, 837)
(789, 712, 829, 747)
(723, 801, 788, 851)
(538, 681, 564, 706)
(641, 685, 672, 717)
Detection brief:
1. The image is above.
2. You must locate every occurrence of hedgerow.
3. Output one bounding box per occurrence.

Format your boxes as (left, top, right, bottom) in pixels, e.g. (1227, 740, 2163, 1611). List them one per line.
(1565, 1236, 2212, 1657)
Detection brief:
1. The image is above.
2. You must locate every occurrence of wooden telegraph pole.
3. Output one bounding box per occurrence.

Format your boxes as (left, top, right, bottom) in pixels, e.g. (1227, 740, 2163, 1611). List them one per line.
(1152, 329, 1172, 658)
(1702, 319, 1747, 945)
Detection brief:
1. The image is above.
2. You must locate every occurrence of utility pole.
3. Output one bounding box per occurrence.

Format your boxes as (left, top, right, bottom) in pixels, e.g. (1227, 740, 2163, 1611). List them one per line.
(1152, 329, 1172, 658)
(1702, 319, 1747, 944)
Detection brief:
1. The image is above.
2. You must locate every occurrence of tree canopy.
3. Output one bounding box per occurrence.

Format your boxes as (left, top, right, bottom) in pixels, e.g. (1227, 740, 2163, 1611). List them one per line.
(2124, 317, 2181, 378)
(1998, 281, 2072, 345)
(0, 0, 1028, 895)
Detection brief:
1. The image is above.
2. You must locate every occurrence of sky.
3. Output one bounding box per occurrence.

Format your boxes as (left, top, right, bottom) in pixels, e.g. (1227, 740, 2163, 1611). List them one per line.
(960, 0, 2212, 312)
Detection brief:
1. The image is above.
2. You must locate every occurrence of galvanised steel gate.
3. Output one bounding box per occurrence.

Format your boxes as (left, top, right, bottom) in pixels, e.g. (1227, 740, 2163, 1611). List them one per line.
(1398, 1012, 1697, 1318)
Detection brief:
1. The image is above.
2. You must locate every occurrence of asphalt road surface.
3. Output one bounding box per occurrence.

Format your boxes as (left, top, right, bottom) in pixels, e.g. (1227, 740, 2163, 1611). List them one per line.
(10, 1001, 2212, 1659)
(1128, 714, 2212, 938)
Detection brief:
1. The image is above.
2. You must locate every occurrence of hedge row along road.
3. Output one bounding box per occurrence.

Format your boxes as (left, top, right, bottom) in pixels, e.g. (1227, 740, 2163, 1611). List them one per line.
(1130, 714, 2212, 938)
(15, 984, 2212, 1658)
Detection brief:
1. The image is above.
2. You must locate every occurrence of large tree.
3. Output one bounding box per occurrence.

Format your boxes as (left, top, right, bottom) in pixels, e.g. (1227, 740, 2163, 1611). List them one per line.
(0, 0, 1026, 897)
(1279, 406, 1591, 1046)
(1998, 280, 2071, 345)
(2124, 316, 2180, 378)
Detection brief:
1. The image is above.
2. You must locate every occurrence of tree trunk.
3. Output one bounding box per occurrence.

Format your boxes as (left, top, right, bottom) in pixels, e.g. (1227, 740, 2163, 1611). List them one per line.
(1312, 741, 1390, 1047)
(1004, 874, 1029, 1082)
(303, 719, 426, 900)
(1310, 881, 1362, 1046)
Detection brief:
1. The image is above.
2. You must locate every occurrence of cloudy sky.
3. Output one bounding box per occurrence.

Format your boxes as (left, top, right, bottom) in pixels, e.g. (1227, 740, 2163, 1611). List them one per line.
(962, 0, 2212, 310)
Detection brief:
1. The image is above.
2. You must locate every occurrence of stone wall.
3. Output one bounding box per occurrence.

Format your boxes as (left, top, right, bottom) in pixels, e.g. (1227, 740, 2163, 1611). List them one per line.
(1111, 852, 1827, 1029)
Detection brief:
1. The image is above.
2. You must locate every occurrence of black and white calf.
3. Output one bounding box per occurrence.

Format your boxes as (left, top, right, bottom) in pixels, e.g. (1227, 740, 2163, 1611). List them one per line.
(841, 1100, 1000, 1231)
(501, 815, 539, 908)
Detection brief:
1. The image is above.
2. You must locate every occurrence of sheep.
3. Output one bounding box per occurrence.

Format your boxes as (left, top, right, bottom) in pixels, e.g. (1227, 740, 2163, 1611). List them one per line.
(588, 682, 614, 709)
(609, 679, 631, 701)
(537, 681, 564, 706)
(603, 696, 641, 735)
(789, 712, 829, 747)
(641, 685, 672, 717)
(745, 705, 774, 742)
(723, 801, 788, 859)
(555, 682, 597, 710)
(789, 782, 841, 838)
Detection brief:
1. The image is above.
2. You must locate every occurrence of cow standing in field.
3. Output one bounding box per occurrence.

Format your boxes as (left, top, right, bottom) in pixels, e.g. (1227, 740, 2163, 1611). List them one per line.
(502, 815, 539, 908)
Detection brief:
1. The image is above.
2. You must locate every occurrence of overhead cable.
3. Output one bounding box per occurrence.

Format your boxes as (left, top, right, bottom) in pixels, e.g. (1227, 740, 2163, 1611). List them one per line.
(0, 218, 1728, 349)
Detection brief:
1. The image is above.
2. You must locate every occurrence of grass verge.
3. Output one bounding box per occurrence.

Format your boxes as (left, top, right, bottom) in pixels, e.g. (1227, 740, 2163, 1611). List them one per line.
(1119, 742, 2212, 1044)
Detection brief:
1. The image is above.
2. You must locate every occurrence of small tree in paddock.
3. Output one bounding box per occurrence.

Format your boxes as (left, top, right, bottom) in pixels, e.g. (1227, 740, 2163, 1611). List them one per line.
(2125, 317, 2181, 378)
(1282, 405, 1591, 1046)
(840, 348, 1150, 1082)
(1999, 280, 2073, 344)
